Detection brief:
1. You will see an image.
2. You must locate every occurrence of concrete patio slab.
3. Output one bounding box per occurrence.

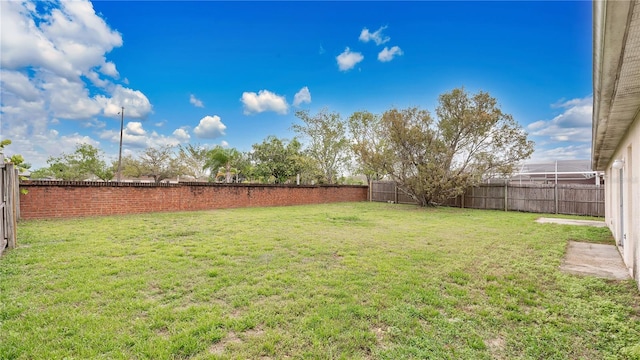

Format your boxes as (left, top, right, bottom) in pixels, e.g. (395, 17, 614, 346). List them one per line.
(561, 241, 630, 280)
(536, 217, 607, 227)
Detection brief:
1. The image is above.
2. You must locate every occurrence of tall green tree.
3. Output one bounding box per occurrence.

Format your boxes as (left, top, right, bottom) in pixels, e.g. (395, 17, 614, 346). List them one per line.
(134, 145, 184, 183)
(1, 139, 31, 172)
(436, 88, 533, 176)
(347, 110, 389, 182)
(204, 146, 241, 183)
(251, 136, 305, 184)
(6, 154, 31, 173)
(29, 168, 56, 180)
(47, 144, 113, 181)
(118, 154, 143, 179)
(178, 144, 209, 180)
(0, 139, 11, 150)
(378, 88, 534, 206)
(1, 139, 32, 193)
(292, 109, 349, 184)
(232, 151, 254, 183)
(381, 107, 451, 206)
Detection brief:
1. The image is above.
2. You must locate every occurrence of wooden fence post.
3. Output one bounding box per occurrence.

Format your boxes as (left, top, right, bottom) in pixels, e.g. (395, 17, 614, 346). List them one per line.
(554, 183, 558, 214)
(394, 183, 398, 204)
(0, 164, 5, 254)
(504, 183, 508, 212)
(14, 166, 20, 220)
(6, 164, 17, 249)
(596, 186, 601, 217)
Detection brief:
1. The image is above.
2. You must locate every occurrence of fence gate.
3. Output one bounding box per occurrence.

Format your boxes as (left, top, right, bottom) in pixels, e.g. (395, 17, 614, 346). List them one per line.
(1, 163, 18, 256)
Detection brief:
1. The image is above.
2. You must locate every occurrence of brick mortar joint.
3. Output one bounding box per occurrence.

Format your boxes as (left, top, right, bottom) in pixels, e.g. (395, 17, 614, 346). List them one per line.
(20, 181, 367, 189)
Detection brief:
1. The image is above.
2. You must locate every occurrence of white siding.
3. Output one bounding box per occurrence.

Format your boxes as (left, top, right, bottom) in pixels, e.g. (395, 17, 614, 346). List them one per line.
(605, 111, 640, 289)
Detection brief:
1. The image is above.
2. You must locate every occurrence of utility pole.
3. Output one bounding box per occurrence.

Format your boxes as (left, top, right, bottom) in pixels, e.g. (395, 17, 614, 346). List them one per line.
(117, 107, 124, 182)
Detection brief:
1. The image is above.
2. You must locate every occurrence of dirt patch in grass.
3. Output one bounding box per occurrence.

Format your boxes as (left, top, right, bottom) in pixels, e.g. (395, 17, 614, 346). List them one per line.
(486, 336, 505, 359)
(244, 326, 265, 337)
(372, 326, 387, 347)
(155, 327, 170, 340)
(209, 332, 242, 354)
(229, 308, 243, 319)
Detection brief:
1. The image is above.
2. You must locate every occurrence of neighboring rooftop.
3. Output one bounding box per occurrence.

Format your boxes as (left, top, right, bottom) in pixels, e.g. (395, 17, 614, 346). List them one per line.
(516, 159, 595, 174)
(508, 159, 602, 185)
(592, 0, 640, 170)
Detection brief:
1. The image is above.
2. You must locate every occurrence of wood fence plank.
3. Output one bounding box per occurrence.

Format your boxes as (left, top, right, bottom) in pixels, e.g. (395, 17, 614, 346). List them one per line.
(6, 164, 17, 249)
(0, 164, 5, 256)
(370, 181, 605, 217)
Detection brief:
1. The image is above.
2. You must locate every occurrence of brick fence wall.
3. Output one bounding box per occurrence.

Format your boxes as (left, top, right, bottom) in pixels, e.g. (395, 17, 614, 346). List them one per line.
(19, 181, 368, 220)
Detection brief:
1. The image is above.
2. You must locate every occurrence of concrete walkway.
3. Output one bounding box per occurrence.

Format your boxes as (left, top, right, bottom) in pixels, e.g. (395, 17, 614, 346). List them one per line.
(536, 217, 607, 227)
(561, 241, 630, 280)
(535, 217, 629, 280)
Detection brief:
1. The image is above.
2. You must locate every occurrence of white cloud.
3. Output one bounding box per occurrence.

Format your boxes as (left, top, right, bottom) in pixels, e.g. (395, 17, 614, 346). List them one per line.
(241, 90, 289, 115)
(293, 87, 312, 107)
(1, 126, 102, 169)
(378, 46, 403, 62)
(194, 115, 227, 139)
(98, 122, 182, 149)
(527, 120, 547, 131)
(99, 85, 152, 119)
(0, 69, 40, 101)
(1, 0, 122, 81)
(548, 97, 593, 127)
(0, 0, 153, 168)
(3, 120, 185, 169)
(100, 62, 118, 77)
(173, 128, 191, 142)
(526, 96, 593, 143)
(99, 129, 144, 148)
(2, 69, 151, 122)
(551, 97, 590, 109)
(527, 96, 593, 162)
(42, 73, 103, 119)
(336, 47, 364, 72)
(81, 119, 106, 129)
(57, 134, 101, 150)
(126, 122, 146, 136)
(220, 140, 229, 148)
(530, 144, 592, 163)
(189, 94, 204, 108)
(359, 26, 390, 45)
(85, 70, 110, 88)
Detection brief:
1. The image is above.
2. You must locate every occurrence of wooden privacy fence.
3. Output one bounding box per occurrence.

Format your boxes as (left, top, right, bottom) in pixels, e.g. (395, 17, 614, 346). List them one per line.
(371, 181, 604, 217)
(1, 163, 19, 256)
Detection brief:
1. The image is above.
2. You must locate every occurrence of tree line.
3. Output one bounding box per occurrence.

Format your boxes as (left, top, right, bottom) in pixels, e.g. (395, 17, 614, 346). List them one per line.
(21, 88, 534, 206)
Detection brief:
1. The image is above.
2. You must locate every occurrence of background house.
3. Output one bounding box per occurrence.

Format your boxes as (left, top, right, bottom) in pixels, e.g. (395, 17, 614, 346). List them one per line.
(592, 0, 640, 289)
(510, 160, 603, 185)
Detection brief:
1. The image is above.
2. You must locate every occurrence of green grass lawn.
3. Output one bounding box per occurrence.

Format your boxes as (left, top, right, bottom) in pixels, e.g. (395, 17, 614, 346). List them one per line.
(1, 203, 639, 359)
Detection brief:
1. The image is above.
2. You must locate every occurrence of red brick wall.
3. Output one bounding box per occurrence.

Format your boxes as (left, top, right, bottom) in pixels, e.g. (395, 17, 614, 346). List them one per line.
(19, 181, 369, 219)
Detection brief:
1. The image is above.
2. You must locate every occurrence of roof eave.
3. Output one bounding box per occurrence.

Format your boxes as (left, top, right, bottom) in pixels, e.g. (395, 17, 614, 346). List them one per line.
(591, 0, 637, 171)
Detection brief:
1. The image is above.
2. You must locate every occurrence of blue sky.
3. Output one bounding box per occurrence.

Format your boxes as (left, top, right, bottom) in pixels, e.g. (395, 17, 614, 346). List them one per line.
(1, 1, 594, 170)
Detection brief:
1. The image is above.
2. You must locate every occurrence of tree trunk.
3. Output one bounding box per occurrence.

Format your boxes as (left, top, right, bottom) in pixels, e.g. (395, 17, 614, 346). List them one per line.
(225, 163, 231, 183)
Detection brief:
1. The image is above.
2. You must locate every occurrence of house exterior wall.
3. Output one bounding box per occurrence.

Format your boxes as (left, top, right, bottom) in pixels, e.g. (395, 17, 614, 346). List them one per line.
(605, 111, 640, 288)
